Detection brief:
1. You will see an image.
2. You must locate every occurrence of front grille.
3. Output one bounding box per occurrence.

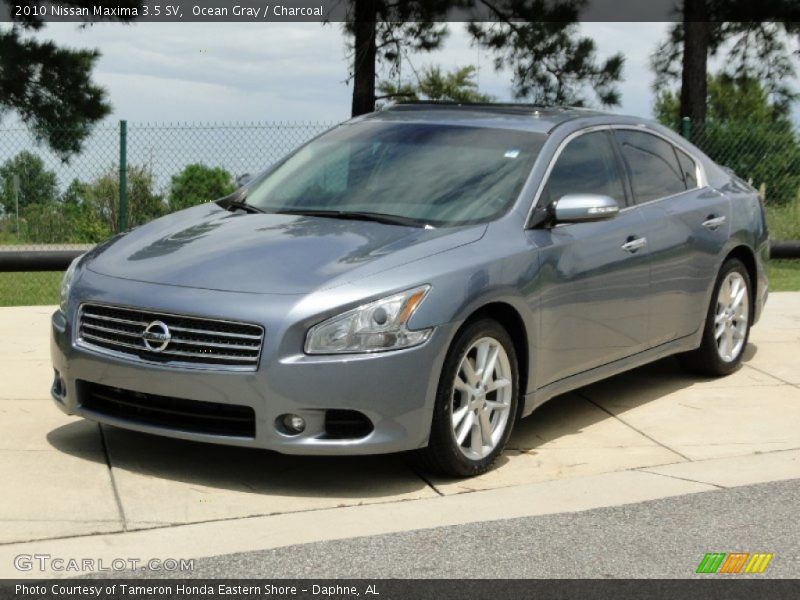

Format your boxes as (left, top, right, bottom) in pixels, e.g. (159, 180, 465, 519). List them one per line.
(77, 303, 263, 370)
(324, 410, 374, 439)
(78, 381, 256, 438)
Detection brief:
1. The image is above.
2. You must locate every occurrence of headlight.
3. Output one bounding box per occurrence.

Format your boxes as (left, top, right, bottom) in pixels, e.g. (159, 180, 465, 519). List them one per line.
(305, 286, 433, 354)
(59, 256, 81, 313)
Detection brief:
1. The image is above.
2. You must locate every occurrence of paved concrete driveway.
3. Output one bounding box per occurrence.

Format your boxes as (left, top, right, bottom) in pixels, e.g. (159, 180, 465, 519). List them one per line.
(1, 294, 799, 576)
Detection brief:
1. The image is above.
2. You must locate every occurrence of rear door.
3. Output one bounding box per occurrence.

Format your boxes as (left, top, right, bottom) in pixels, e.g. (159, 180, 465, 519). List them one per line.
(614, 129, 730, 344)
(530, 130, 651, 387)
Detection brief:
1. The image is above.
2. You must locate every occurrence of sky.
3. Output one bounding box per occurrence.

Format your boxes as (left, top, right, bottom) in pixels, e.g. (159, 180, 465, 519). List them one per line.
(21, 21, 674, 124)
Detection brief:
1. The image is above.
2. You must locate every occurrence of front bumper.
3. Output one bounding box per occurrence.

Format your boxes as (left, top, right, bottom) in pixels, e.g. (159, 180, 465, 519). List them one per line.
(753, 237, 770, 325)
(51, 274, 455, 455)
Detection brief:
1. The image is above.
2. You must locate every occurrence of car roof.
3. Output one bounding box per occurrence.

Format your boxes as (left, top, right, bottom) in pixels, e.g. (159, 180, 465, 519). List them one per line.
(352, 102, 725, 188)
(360, 102, 618, 134)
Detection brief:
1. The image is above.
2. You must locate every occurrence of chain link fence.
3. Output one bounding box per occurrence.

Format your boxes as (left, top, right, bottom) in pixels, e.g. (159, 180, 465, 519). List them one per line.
(0, 120, 334, 305)
(674, 117, 800, 250)
(677, 118, 800, 206)
(1, 117, 799, 306)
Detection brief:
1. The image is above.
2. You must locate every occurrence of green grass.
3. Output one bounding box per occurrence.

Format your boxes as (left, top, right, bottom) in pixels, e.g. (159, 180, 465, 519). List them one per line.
(763, 201, 800, 291)
(0, 205, 799, 306)
(0, 261, 795, 307)
(766, 201, 800, 240)
(769, 260, 800, 292)
(0, 229, 24, 245)
(0, 271, 61, 306)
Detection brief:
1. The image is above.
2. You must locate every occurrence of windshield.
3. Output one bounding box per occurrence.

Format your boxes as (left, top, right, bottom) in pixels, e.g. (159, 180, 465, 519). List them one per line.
(244, 121, 546, 227)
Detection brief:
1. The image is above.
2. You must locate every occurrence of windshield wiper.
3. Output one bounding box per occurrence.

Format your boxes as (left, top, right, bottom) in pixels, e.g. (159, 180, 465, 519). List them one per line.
(274, 209, 430, 228)
(217, 196, 265, 214)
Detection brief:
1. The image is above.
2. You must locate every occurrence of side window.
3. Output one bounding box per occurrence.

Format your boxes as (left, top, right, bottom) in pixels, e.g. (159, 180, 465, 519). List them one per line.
(675, 147, 698, 188)
(616, 130, 687, 203)
(541, 131, 626, 206)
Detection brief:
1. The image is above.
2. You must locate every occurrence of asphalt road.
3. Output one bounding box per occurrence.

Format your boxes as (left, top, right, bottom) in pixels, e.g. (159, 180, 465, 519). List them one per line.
(112, 478, 800, 579)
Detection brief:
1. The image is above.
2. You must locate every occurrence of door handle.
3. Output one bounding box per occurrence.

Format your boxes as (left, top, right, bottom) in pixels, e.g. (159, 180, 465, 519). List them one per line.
(621, 236, 648, 253)
(702, 215, 727, 230)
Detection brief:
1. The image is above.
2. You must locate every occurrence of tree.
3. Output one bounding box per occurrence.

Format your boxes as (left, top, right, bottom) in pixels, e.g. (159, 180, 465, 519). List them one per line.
(344, 0, 454, 116)
(344, 1, 627, 116)
(20, 176, 111, 244)
(61, 178, 88, 206)
(85, 165, 166, 233)
(0, 151, 58, 214)
(1, 1, 142, 159)
(168, 164, 235, 212)
(378, 65, 495, 104)
(61, 178, 111, 242)
(654, 74, 787, 126)
(651, 2, 800, 124)
(655, 74, 800, 205)
(468, 2, 624, 106)
(21, 199, 111, 243)
(20, 202, 66, 243)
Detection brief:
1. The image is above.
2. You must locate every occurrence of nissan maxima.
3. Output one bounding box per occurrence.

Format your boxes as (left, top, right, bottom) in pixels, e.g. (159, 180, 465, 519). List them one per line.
(51, 104, 769, 476)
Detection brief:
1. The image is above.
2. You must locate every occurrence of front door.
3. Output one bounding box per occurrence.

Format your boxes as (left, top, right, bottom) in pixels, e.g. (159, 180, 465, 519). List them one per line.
(528, 130, 651, 387)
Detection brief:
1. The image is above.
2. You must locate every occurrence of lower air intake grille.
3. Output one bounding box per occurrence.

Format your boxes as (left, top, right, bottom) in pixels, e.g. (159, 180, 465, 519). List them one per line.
(78, 381, 256, 438)
(77, 303, 263, 370)
(324, 410, 374, 439)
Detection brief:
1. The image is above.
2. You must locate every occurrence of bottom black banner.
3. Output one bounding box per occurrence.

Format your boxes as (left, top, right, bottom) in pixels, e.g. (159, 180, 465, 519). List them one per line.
(1, 579, 799, 600)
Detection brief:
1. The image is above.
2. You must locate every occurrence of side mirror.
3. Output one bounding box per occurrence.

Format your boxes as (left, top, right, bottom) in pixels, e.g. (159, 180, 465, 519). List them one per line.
(235, 173, 253, 188)
(550, 194, 620, 224)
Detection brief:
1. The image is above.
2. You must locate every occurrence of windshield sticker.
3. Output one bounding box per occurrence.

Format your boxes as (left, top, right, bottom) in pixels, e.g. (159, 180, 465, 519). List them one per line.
(504, 149, 521, 159)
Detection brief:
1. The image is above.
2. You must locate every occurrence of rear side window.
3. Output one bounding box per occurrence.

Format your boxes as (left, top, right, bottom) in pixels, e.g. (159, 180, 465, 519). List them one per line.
(675, 148, 698, 188)
(616, 130, 686, 203)
(541, 131, 626, 206)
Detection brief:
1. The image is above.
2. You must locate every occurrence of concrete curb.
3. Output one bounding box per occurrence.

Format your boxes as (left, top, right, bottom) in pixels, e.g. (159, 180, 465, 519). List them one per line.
(2, 448, 798, 579)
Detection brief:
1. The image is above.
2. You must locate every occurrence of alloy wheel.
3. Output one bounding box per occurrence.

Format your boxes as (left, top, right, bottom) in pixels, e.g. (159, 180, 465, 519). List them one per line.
(714, 271, 749, 362)
(451, 336, 513, 460)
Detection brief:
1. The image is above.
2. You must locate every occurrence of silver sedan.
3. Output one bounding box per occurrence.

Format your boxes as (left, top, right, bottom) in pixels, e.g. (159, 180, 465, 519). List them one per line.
(52, 104, 768, 476)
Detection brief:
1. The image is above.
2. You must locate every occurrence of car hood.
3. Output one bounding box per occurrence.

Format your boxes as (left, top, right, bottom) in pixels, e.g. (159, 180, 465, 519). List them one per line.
(86, 204, 486, 294)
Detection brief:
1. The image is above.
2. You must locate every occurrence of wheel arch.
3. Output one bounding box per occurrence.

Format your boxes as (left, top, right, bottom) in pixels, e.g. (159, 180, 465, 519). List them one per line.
(458, 301, 530, 419)
(724, 245, 757, 323)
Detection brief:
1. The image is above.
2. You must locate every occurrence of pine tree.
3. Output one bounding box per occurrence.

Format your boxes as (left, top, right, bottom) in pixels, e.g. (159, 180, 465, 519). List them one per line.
(1, 1, 142, 159)
(468, 1, 624, 107)
(651, 1, 800, 124)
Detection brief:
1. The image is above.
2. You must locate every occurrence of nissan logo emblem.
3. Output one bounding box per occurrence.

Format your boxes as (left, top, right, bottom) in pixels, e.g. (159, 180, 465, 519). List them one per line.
(142, 320, 172, 352)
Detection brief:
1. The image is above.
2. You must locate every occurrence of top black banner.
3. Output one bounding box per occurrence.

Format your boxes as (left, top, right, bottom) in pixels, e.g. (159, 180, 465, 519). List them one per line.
(1, 0, 799, 24)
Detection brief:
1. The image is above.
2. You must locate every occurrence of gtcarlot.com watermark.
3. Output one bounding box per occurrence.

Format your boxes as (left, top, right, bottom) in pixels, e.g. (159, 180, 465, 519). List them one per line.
(14, 553, 194, 574)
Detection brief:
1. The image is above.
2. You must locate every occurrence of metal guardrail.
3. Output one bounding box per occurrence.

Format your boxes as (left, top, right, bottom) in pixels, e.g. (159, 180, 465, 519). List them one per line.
(0, 242, 798, 273)
(770, 241, 800, 259)
(0, 249, 88, 272)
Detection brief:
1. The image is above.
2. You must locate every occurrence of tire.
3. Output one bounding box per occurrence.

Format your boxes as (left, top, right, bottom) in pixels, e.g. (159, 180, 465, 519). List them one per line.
(678, 258, 752, 376)
(414, 318, 519, 477)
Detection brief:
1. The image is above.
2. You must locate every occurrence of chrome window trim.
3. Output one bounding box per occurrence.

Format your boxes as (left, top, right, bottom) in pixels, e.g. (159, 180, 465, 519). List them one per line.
(617, 186, 704, 214)
(524, 123, 709, 227)
(74, 302, 265, 373)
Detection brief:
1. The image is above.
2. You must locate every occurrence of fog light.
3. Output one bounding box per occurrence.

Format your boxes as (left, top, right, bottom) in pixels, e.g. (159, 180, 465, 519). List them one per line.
(52, 370, 66, 400)
(282, 414, 306, 434)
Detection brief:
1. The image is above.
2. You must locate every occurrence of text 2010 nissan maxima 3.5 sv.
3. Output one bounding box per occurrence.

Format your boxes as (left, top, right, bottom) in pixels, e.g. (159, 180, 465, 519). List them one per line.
(52, 104, 768, 476)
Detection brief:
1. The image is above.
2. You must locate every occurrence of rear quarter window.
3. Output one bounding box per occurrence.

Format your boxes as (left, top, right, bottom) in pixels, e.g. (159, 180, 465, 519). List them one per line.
(675, 148, 698, 188)
(616, 130, 687, 203)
